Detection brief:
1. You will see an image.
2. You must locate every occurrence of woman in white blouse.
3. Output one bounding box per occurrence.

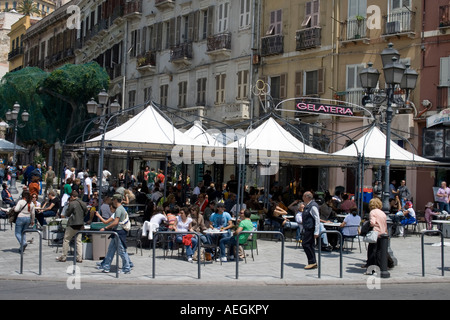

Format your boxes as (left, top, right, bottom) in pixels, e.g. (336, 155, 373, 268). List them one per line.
(14, 191, 35, 252)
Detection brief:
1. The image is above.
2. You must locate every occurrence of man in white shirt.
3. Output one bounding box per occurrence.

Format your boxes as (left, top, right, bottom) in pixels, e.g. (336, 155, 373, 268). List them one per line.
(83, 173, 92, 203)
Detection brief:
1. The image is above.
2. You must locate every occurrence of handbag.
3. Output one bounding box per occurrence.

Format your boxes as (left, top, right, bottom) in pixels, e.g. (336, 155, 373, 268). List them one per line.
(7, 203, 26, 224)
(363, 230, 378, 243)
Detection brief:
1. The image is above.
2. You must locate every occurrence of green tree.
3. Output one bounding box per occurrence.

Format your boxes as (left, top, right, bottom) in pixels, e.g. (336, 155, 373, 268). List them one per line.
(38, 62, 110, 144)
(0, 62, 109, 146)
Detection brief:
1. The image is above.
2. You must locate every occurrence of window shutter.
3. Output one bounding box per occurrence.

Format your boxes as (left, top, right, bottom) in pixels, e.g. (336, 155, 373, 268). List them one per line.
(280, 73, 287, 99)
(440, 57, 450, 87)
(317, 68, 325, 94)
(207, 6, 214, 36)
(295, 71, 303, 96)
(193, 11, 199, 42)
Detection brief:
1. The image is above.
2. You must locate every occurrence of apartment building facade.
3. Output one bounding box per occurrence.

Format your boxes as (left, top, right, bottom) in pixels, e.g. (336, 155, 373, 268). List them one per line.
(16, 0, 440, 206)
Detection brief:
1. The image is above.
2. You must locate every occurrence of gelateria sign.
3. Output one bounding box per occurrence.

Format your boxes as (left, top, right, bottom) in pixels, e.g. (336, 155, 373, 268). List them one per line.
(296, 102, 354, 117)
(426, 108, 450, 128)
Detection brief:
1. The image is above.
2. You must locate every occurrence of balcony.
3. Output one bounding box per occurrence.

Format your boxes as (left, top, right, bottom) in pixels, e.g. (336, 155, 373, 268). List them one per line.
(155, 0, 175, 10)
(170, 42, 193, 67)
(124, 0, 142, 20)
(206, 33, 231, 59)
(219, 102, 250, 124)
(296, 27, 321, 51)
(437, 86, 450, 111)
(261, 34, 283, 56)
(8, 47, 24, 61)
(382, 11, 415, 39)
(136, 51, 156, 73)
(340, 18, 369, 45)
(166, 106, 206, 126)
(440, 5, 450, 32)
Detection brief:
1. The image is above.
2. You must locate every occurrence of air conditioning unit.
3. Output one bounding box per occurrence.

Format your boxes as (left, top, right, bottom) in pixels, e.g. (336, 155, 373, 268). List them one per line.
(386, 21, 401, 34)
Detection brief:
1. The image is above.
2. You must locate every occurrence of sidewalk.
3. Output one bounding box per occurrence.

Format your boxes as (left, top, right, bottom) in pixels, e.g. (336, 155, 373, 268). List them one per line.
(0, 219, 449, 286)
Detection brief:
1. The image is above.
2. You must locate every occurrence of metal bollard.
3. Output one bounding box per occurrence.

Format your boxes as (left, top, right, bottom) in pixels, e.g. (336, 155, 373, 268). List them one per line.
(378, 233, 390, 278)
(20, 229, 43, 275)
(421, 230, 444, 277)
(318, 230, 343, 279)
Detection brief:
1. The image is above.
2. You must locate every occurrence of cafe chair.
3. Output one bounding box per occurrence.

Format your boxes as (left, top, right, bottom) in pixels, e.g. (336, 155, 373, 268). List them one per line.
(341, 225, 361, 253)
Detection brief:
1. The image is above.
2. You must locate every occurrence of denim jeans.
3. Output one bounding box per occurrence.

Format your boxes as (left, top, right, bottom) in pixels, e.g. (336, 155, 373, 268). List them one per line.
(36, 210, 57, 226)
(175, 235, 198, 258)
(15, 216, 30, 247)
(100, 230, 131, 272)
(219, 235, 238, 258)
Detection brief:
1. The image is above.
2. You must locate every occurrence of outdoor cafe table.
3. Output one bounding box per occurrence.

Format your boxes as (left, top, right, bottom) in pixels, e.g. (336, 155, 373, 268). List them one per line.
(203, 228, 228, 260)
(432, 220, 450, 238)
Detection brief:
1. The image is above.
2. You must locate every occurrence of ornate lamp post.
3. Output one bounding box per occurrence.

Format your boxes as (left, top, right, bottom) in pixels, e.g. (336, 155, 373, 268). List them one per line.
(359, 43, 418, 277)
(86, 89, 120, 200)
(359, 43, 418, 213)
(5, 102, 29, 194)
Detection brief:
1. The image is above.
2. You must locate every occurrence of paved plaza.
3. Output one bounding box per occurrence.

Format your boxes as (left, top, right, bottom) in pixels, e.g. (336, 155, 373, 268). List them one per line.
(0, 217, 449, 287)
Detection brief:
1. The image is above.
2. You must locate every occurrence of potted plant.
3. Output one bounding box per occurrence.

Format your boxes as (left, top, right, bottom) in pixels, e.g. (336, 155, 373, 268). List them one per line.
(43, 219, 59, 240)
(82, 235, 93, 260)
(354, 15, 365, 39)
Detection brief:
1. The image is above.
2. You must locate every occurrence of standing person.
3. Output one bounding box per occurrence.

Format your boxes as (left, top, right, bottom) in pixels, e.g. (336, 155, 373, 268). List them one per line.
(44, 165, 55, 197)
(363, 197, 387, 275)
(102, 167, 112, 194)
(97, 194, 132, 274)
(389, 179, 397, 199)
(436, 181, 450, 213)
(301, 191, 320, 270)
(56, 191, 88, 263)
(397, 180, 411, 208)
(14, 191, 35, 252)
(148, 168, 157, 190)
(83, 173, 92, 203)
(28, 176, 40, 197)
(143, 166, 150, 187)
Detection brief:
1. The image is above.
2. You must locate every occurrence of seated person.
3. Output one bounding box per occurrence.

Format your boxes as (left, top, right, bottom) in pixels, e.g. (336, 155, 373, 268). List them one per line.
(319, 195, 335, 221)
(340, 194, 356, 214)
(218, 209, 254, 262)
(36, 190, 60, 226)
(142, 207, 167, 239)
(267, 201, 298, 231)
(1, 183, 15, 207)
(340, 209, 361, 237)
(396, 201, 417, 236)
(424, 202, 438, 230)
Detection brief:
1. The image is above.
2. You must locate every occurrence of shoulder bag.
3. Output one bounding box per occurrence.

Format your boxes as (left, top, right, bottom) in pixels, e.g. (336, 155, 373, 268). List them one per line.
(363, 230, 378, 243)
(8, 202, 26, 224)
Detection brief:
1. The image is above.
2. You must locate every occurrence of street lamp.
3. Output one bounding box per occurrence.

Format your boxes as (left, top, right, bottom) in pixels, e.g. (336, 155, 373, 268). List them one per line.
(359, 43, 418, 213)
(4, 101, 29, 194)
(86, 90, 121, 202)
(359, 43, 418, 277)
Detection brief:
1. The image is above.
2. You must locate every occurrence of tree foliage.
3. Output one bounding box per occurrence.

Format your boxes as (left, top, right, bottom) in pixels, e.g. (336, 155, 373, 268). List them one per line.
(0, 62, 109, 146)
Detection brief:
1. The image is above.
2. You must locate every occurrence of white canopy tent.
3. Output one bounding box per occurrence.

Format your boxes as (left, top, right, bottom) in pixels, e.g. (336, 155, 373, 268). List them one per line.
(182, 121, 224, 147)
(226, 117, 337, 165)
(85, 103, 206, 151)
(332, 125, 437, 166)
